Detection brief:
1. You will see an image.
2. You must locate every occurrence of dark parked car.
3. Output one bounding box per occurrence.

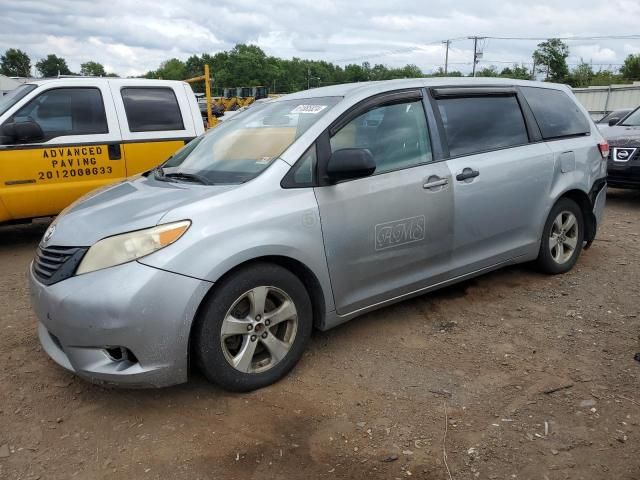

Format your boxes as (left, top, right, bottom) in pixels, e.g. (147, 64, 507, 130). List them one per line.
(598, 108, 632, 126)
(604, 106, 640, 188)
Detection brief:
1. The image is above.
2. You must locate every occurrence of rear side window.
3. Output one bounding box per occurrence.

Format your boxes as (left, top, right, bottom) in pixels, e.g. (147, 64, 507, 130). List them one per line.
(121, 87, 184, 132)
(436, 95, 529, 157)
(521, 87, 589, 139)
(9, 87, 107, 142)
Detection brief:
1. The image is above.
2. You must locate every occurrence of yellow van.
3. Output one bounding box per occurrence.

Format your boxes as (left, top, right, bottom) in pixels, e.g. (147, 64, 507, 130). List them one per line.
(0, 78, 205, 224)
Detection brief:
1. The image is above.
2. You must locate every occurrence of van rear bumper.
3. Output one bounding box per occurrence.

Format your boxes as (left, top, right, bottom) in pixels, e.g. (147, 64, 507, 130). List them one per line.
(592, 180, 606, 227)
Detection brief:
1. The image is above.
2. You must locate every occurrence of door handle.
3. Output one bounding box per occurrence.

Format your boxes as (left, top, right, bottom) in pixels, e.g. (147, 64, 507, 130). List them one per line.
(456, 168, 480, 181)
(423, 177, 449, 189)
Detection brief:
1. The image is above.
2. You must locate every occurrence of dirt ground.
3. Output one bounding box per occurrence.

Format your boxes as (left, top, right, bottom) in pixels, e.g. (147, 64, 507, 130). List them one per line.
(1, 189, 639, 480)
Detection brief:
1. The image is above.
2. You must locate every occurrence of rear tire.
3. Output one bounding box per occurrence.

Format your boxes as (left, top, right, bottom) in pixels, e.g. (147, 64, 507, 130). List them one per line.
(194, 263, 312, 392)
(536, 198, 584, 275)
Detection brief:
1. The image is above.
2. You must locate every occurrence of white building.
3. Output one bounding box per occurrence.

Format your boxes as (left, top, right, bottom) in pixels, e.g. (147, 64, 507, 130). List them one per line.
(0, 74, 21, 96)
(573, 82, 640, 119)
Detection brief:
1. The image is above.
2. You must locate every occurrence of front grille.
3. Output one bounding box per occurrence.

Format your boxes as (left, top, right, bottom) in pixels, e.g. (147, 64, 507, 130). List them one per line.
(33, 246, 88, 285)
(609, 145, 639, 164)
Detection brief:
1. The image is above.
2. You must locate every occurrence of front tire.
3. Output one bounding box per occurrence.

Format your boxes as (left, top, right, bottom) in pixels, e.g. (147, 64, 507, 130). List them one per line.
(536, 198, 584, 274)
(194, 263, 312, 392)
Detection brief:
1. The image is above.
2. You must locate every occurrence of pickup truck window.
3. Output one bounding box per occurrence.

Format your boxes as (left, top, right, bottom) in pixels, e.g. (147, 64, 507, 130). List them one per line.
(121, 87, 184, 132)
(0, 84, 37, 117)
(159, 97, 340, 185)
(6, 87, 107, 143)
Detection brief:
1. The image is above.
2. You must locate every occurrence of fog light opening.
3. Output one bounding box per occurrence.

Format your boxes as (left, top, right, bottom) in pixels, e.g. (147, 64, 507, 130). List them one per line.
(104, 346, 139, 364)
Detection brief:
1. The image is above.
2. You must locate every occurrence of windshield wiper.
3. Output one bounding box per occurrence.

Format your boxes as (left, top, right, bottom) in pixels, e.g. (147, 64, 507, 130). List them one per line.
(163, 172, 212, 185)
(153, 166, 173, 182)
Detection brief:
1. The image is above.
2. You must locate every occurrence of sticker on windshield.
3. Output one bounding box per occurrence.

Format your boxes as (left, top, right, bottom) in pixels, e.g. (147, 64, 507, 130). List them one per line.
(290, 105, 327, 114)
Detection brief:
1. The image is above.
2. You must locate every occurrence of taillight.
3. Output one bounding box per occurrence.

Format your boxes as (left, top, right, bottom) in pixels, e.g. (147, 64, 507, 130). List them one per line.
(598, 141, 609, 159)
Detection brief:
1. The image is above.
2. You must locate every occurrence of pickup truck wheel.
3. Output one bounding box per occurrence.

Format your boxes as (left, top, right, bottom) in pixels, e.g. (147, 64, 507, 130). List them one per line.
(194, 263, 312, 392)
(536, 198, 584, 274)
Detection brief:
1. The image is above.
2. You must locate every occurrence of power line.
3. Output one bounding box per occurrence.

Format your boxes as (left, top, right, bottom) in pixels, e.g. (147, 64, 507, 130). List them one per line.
(330, 34, 639, 73)
(481, 59, 624, 65)
(334, 40, 445, 63)
(482, 34, 640, 41)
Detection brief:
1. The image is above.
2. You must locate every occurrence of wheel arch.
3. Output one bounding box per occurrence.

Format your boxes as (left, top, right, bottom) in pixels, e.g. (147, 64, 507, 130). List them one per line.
(190, 255, 327, 343)
(557, 188, 597, 248)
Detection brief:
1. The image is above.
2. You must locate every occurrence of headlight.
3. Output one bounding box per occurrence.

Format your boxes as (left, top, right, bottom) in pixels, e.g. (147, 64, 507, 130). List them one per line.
(75, 220, 190, 275)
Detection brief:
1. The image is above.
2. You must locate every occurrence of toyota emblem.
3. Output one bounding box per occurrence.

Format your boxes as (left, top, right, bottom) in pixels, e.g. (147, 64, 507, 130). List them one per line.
(42, 224, 56, 244)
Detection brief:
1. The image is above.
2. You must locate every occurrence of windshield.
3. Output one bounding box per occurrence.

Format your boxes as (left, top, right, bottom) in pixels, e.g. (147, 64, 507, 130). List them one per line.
(159, 96, 340, 185)
(620, 107, 640, 127)
(0, 84, 37, 117)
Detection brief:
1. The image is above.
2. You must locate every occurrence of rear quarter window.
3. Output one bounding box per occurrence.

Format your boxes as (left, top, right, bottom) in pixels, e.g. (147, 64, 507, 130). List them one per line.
(520, 87, 590, 139)
(121, 87, 184, 132)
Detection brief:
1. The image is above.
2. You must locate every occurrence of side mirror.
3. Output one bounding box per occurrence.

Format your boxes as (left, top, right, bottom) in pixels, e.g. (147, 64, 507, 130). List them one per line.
(1, 121, 44, 144)
(608, 117, 620, 127)
(326, 148, 376, 183)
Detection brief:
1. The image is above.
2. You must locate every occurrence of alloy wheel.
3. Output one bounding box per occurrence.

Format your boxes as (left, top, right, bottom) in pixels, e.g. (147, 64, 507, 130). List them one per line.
(548, 211, 579, 265)
(220, 286, 298, 374)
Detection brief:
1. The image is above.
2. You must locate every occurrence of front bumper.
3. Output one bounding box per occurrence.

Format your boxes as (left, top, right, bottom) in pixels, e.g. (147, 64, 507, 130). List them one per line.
(607, 151, 640, 189)
(29, 261, 212, 387)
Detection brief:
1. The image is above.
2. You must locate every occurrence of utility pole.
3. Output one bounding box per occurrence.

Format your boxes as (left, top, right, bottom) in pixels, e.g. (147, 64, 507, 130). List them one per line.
(442, 40, 451, 75)
(307, 68, 311, 90)
(468, 36, 486, 77)
(531, 60, 536, 80)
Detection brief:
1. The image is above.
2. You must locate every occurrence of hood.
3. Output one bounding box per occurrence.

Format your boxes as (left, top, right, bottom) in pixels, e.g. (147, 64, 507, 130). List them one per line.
(44, 174, 236, 247)
(603, 124, 640, 146)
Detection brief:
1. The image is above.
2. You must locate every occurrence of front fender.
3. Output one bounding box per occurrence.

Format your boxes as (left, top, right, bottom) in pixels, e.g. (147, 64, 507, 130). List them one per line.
(138, 174, 335, 314)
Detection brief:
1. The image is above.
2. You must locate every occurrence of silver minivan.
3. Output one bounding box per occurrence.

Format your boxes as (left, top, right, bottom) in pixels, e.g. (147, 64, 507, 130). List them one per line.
(29, 78, 608, 391)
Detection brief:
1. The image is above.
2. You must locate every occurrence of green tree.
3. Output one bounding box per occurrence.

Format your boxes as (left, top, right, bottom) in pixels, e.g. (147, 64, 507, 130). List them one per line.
(1, 48, 31, 77)
(431, 67, 463, 77)
(500, 64, 531, 80)
(142, 44, 430, 94)
(620, 54, 640, 81)
(396, 64, 423, 78)
(145, 58, 186, 80)
(532, 38, 569, 82)
(36, 54, 72, 77)
(80, 61, 106, 76)
(566, 59, 594, 87)
(590, 69, 624, 86)
(475, 65, 499, 77)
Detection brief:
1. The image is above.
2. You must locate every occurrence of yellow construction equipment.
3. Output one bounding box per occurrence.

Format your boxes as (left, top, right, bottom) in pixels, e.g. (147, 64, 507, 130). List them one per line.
(184, 64, 217, 128)
(185, 68, 271, 127)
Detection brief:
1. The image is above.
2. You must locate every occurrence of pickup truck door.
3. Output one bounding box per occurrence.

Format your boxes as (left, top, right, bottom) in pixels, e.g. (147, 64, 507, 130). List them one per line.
(109, 81, 200, 175)
(0, 84, 125, 222)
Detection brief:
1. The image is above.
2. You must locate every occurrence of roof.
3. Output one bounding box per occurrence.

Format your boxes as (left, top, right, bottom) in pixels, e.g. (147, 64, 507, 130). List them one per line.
(25, 77, 189, 87)
(277, 77, 569, 102)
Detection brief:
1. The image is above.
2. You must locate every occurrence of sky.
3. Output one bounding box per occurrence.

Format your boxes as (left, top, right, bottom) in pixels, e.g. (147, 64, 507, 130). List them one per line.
(1, 0, 639, 77)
